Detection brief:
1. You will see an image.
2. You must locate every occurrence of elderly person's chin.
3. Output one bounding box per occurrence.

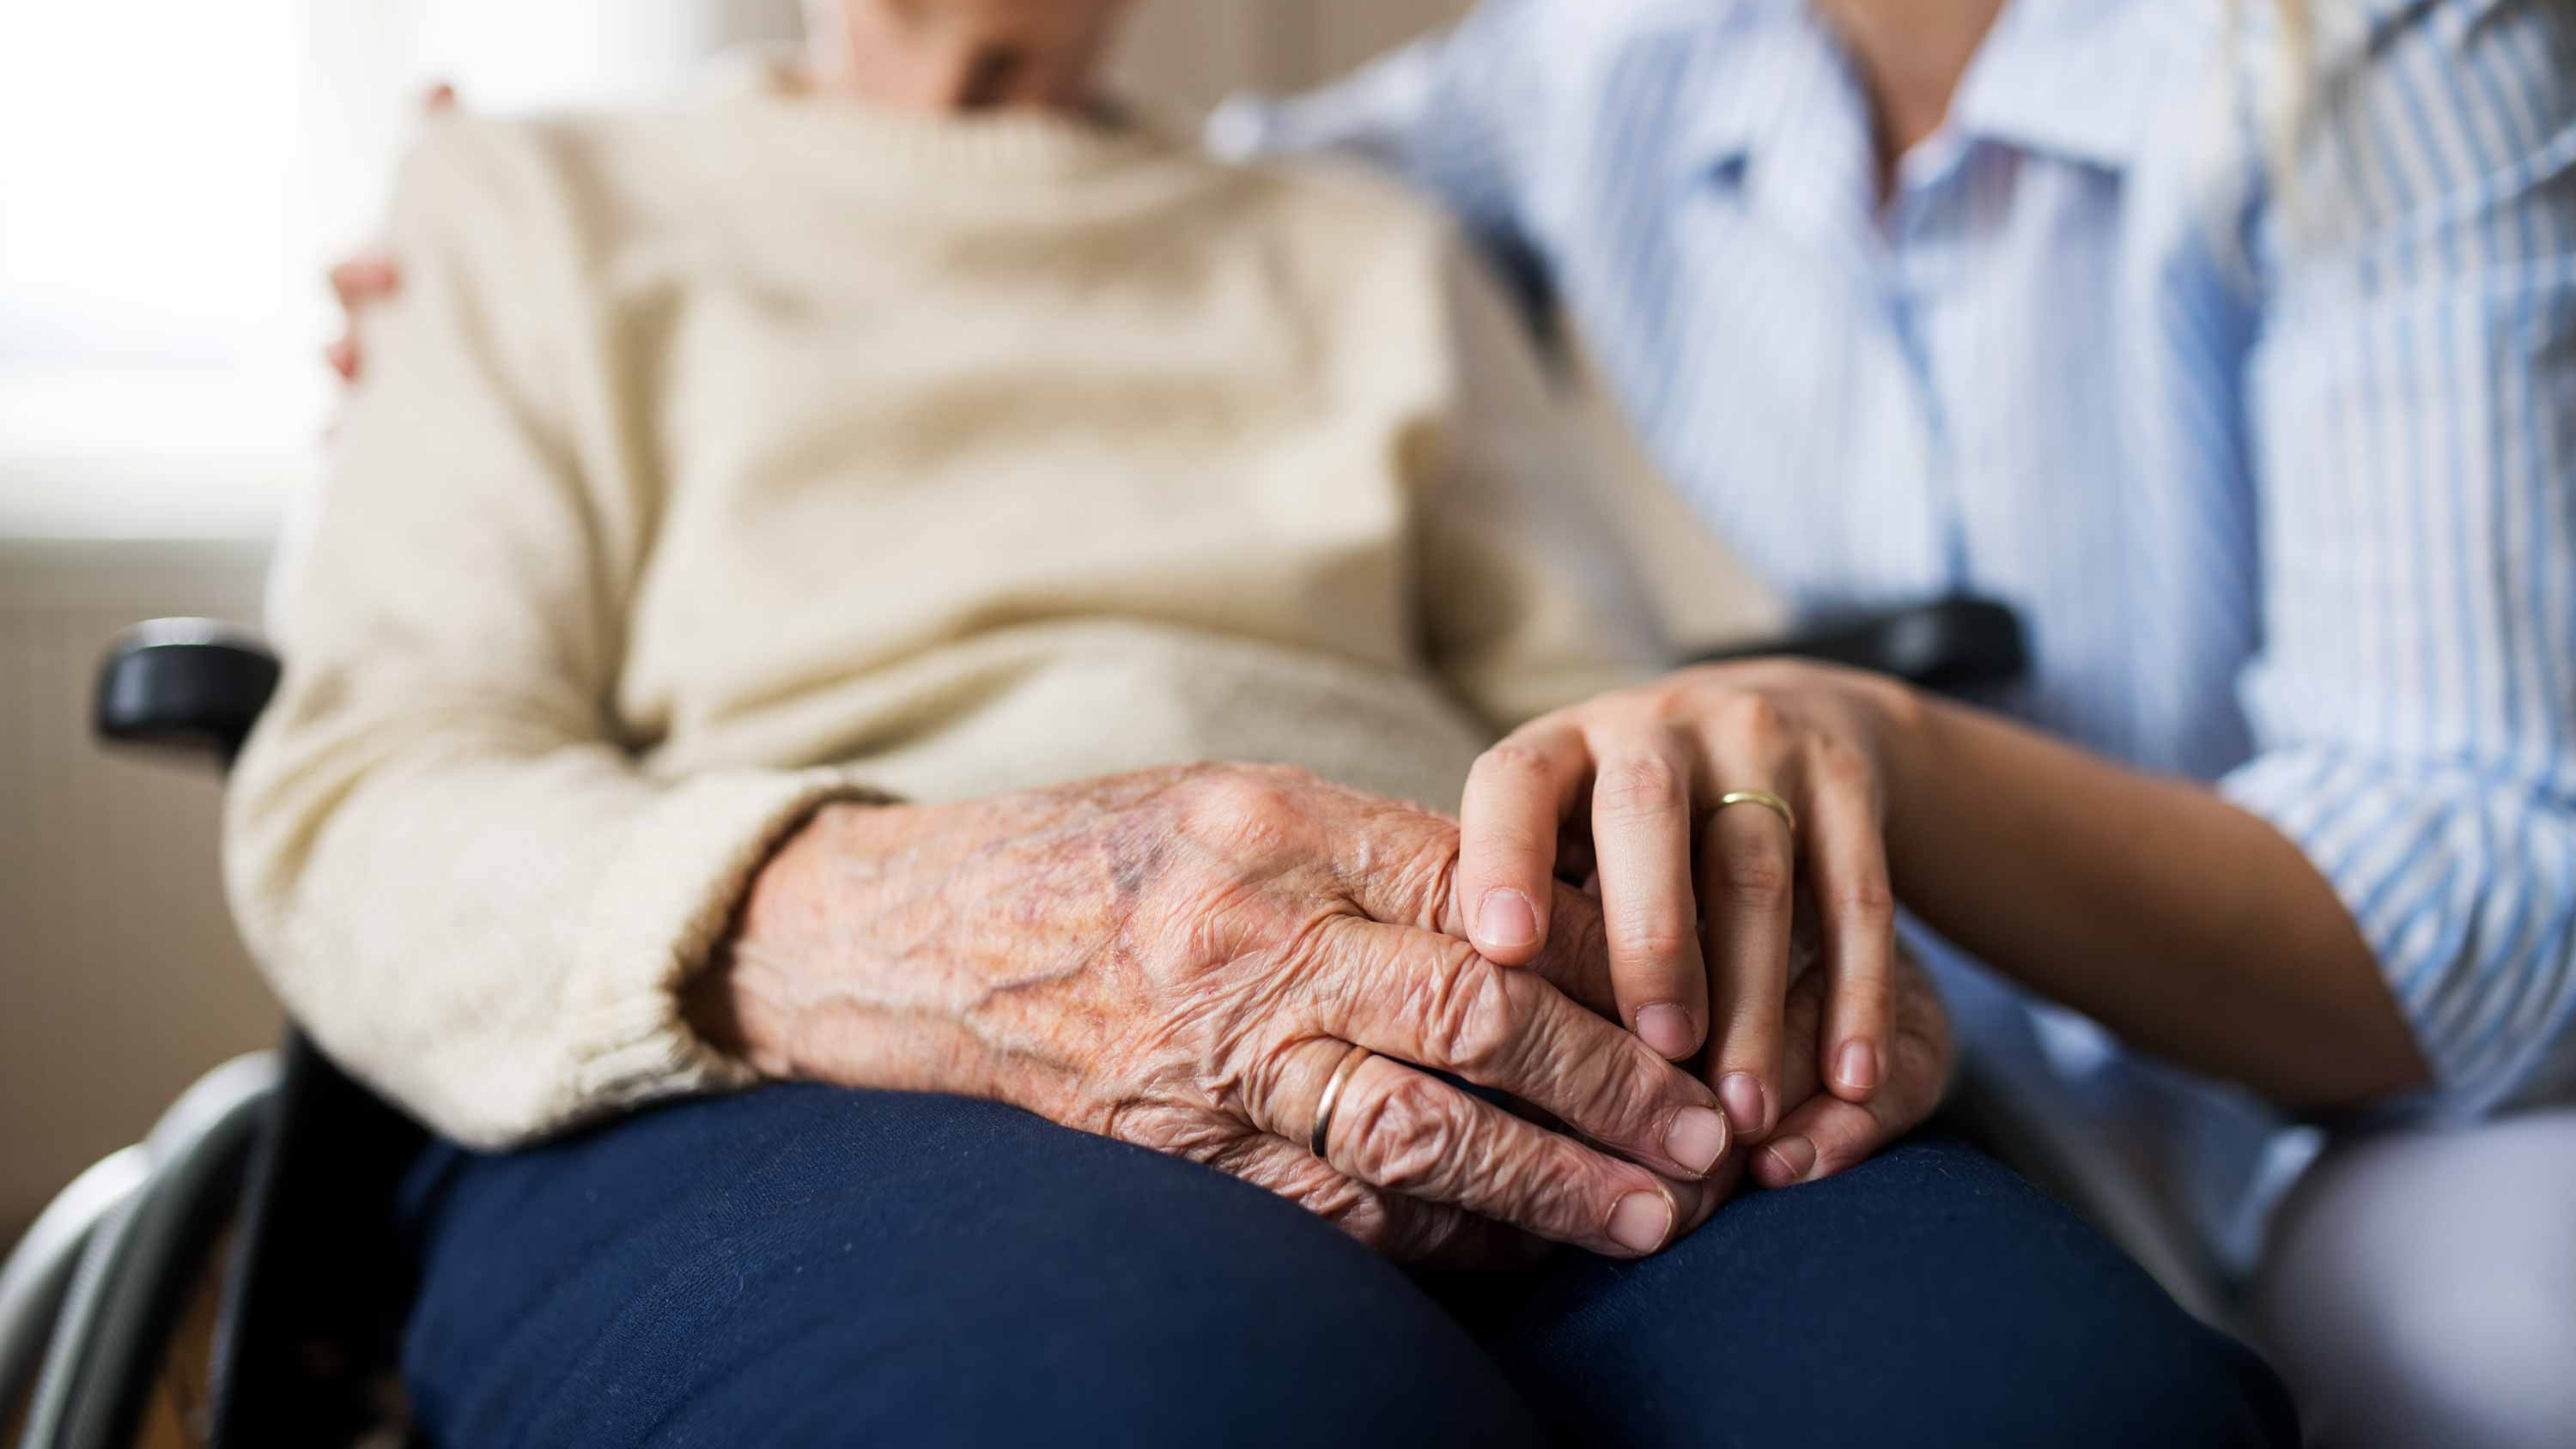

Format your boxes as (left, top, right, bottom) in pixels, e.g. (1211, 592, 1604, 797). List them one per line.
(803, 0, 1138, 113)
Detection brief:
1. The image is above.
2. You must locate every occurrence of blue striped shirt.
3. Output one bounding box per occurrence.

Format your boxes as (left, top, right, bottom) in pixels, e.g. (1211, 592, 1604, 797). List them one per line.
(1218, 0, 2576, 1248)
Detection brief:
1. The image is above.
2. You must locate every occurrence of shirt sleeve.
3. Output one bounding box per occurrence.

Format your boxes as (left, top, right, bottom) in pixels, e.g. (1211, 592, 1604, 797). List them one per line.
(1206, 0, 1552, 299)
(1418, 236, 1668, 730)
(223, 120, 885, 1149)
(2225, 0, 2576, 1116)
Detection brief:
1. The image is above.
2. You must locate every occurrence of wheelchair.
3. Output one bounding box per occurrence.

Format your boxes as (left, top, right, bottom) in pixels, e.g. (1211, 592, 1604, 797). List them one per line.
(3, 599, 2232, 1448)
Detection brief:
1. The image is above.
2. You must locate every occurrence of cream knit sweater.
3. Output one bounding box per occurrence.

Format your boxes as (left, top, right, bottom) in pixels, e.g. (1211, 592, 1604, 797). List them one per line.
(225, 86, 1664, 1148)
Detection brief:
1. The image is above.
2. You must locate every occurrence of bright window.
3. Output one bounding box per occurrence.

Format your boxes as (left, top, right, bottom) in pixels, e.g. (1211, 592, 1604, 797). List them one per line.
(0, 1, 804, 539)
(0, 3, 307, 372)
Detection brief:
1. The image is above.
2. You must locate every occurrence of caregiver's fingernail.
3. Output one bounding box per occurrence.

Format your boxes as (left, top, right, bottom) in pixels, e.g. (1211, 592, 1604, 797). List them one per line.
(1478, 888, 1537, 950)
(1666, 1106, 1728, 1176)
(1761, 1136, 1818, 1185)
(1607, 1191, 1674, 1253)
(1835, 1041, 1880, 1094)
(1637, 1003, 1697, 1059)
(1718, 1071, 1769, 1137)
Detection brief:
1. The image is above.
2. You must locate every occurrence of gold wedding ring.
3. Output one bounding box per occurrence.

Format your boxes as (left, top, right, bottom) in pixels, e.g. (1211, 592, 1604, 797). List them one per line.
(1309, 1045, 1375, 1161)
(1715, 789, 1797, 835)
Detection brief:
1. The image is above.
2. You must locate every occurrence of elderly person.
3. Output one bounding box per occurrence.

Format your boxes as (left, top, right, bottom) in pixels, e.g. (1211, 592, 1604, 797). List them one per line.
(240, 0, 2290, 1445)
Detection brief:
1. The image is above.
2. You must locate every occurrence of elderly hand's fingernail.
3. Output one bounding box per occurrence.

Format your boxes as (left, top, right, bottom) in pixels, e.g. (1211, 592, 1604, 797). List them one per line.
(1835, 1040, 1880, 1094)
(1718, 1071, 1769, 1137)
(1760, 1135, 1818, 1185)
(1607, 1191, 1674, 1253)
(1636, 1003, 1697, 1059)
(1477, 888, 1537, 950)
(1666, 1106, 1728, 1176)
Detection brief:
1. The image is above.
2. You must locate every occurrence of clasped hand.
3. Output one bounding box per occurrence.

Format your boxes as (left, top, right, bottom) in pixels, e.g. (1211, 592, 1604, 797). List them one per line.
(1458, 659, 1948, 1189)
(703, 745, 1947, 1264)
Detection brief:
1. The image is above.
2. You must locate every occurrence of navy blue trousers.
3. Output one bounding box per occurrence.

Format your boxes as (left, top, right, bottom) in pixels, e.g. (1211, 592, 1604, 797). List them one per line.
(399, 1084, 2295, 1448)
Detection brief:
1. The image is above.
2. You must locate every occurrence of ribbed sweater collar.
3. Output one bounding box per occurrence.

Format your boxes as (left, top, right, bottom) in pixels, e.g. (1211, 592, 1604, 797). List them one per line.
(704, 51, 1178, 186)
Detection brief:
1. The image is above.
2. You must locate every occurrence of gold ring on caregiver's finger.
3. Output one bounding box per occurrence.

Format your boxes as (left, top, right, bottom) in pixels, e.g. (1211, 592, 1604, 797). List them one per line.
(1714, 789, 1797, 835)
(1309, 1045, 1375, 1160)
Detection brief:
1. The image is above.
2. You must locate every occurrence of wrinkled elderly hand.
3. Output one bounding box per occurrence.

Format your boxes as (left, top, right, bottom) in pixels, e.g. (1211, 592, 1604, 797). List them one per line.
(691, 764, 1738, 1264)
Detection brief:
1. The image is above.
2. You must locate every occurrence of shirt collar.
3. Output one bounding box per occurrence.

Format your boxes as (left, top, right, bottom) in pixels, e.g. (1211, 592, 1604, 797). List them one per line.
(1669, 2, 1836, 179)
(1674, 0, 2196, 181)
(1948, 0, 2197, 172)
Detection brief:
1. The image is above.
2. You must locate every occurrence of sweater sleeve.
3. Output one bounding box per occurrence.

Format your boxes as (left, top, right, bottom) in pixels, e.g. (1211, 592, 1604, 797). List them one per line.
(1417, 240, 1669, 731)
(224, 120, 882, 1149)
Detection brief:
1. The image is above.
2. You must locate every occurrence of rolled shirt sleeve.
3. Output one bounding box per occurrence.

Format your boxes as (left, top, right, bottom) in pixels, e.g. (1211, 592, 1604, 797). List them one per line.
(2227, 0, 2576, 1115)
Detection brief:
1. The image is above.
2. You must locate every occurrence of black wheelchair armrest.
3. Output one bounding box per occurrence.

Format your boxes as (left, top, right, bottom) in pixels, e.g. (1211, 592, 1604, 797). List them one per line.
(94, 619, 282, 767)
(1687, 597, 2026, 694)
(84, 602, 2024, 772)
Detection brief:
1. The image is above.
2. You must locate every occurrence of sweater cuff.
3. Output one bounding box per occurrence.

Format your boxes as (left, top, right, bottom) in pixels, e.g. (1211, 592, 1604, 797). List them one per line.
(563, 767, 894, 1113)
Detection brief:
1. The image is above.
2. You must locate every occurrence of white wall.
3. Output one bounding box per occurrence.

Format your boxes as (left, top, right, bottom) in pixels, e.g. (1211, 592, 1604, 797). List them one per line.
(0, 543, 276, 1239)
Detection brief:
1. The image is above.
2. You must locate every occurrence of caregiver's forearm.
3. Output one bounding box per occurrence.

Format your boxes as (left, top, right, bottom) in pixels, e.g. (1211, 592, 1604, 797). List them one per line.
(1884, 693, 2431, 1113)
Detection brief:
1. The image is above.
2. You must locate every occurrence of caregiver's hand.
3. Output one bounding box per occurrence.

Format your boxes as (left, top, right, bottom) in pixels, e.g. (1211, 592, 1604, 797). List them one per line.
(690, 764, 1734, 1265)
(1457, 660, 1919, 1144)
(323, 82, 453, 383)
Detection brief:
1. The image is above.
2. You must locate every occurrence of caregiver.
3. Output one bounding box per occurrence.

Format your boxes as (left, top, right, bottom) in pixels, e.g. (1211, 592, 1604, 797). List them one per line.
(1211, 1, 2576, 1445)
